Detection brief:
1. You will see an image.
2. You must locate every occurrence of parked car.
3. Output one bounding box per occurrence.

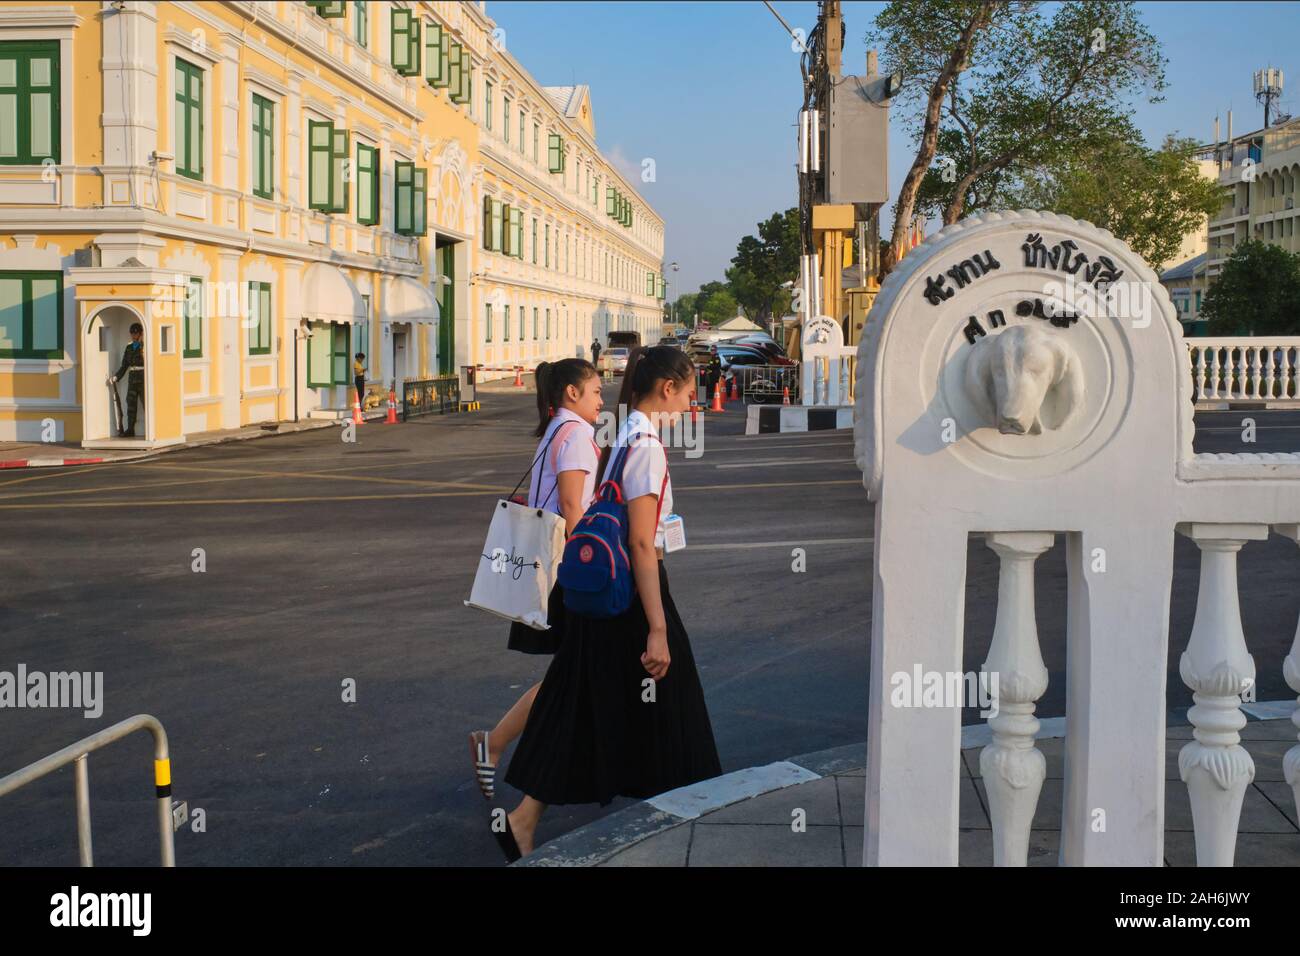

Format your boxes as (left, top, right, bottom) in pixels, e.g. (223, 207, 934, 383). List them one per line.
(717, 343, 796, 366)
(602, 347, 631, 374)
(607, 331, 641, 350)
(658, 337, 681, 348)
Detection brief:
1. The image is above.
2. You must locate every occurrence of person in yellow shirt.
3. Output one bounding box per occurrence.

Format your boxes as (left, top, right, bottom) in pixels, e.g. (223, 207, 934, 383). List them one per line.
(353, 352, 367, 409)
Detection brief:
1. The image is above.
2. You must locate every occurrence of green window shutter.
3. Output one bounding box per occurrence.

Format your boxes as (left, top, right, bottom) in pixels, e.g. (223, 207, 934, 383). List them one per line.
(533, 123, 539, 162)
(356, 143, 378, 225)
(434, 30, 451, 89)
(330, 124, 346, 214)
(533, 307, 538, 339)
(252, 94, 274, 199)
(503, 304, 510, 341)
(174, 59, 203, 180)
(545, 308, 551, 339)
(531, 218, 537, 264)
(412, 166, 426, 236)
(510, 207, 522, 259)
(407, 17, 421, 75)
(503, 97, 510, 143)
(500, 203, 512, 256)
(391, 8, 412, 73)
(646, 272, 653, 297)
(518, 304, 525, 339)
(544, 224, 550, 269)
(424, 22, 442, 84)
(0, 272, 62, 358)
(307, 1, 346, 18)
(518, 112, 525, 154)
(606, 186, 614, 216)
(447, 42, 464, 102)
(482, 195, 493, 250)
(354, 1, 368, 46)
(248, 282, 271, 355)
(458, 46, 471, 103)
(394, 160, 413, 234)
(547, 133, 562, 174)
(485, 303, 493, 342)
(491, 199, 503, 251)
(332, 322, 349, 384)
(307, 321, 332, 387)
(184, 276, 203, 357)
(308, 120, 332, 209)
(0, 41, 60, 165)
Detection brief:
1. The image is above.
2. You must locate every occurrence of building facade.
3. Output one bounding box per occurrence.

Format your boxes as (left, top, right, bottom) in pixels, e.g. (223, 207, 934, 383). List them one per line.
(0, 1, 665, 447)
(1204, 116, 1300, 280)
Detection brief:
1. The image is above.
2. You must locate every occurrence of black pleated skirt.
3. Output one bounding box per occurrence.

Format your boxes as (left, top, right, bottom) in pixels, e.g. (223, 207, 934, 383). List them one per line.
(506, 581, 566, 655)
(503, 560, 722, 807)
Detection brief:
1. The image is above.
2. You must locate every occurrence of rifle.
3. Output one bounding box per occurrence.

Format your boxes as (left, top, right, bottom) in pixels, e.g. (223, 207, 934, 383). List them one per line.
(109, 378, 124, 436)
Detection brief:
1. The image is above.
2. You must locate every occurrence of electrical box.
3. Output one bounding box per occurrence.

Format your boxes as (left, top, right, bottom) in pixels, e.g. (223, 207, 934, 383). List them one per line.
(827, 72, 894, 206)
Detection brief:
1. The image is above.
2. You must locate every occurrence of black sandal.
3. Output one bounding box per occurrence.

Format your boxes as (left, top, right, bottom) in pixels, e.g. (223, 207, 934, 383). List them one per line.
(494, 813, 523, 864)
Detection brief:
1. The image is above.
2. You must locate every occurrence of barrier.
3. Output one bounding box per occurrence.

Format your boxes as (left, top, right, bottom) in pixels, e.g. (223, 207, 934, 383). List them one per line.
(1187, 338, 1300, 408)
(402, 376, 461, 420)
(731, 364, 801, 404)
(856, 210, 1300, 866)
(0, 714, 176, 866)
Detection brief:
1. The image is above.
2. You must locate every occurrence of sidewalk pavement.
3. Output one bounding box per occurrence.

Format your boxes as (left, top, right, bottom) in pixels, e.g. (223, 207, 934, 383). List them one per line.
(0, 409, 390, 468)
(518, 707, 1300, 867)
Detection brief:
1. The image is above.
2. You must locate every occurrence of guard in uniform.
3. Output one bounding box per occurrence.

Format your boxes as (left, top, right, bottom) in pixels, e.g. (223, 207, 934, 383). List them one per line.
(109, 322, 145, 437)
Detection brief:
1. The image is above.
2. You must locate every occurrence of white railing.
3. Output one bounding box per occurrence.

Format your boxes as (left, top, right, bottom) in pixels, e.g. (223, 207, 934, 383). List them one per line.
(856, 210, 1300, 867)
(1188, 338, 1300, 407)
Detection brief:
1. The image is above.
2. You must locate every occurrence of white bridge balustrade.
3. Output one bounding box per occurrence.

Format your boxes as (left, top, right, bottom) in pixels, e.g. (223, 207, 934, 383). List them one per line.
(855, 210, 1300, 866)
(801, 316, 856, 406)
(1188, 338, 1300, 407)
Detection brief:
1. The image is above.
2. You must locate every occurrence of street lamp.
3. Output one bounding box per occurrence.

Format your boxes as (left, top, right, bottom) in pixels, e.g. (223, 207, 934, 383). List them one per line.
(667, 261, 679, 328)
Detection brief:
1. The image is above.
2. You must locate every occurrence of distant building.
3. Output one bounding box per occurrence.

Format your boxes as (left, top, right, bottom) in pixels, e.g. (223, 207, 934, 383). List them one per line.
(1202, 115, 1300, 282)
(1158, 252, 1209, 336)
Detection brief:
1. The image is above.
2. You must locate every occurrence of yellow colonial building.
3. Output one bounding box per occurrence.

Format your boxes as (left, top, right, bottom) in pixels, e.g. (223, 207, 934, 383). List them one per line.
(0, 0, 664, 448)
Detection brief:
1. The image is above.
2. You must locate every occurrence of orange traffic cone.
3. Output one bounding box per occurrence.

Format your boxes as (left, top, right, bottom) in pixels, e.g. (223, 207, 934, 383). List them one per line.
(384, 386, 398, 424)
(782, 386, 791, 406)
(513, 366, 524, 388)
(729, 376, 739, 401)
(690, 398, 700, 423)
(710, 382, 724, 413)
(352, 390, 365, 425)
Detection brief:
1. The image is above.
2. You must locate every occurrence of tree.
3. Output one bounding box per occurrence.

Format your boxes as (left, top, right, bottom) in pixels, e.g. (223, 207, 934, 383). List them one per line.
(876, 0, 1004, 272)
(726, 209, 800, 330)
(692, 281, 730, 326)
(672, 291, 699, 326)
(697, 288, 739, 328)
(917, 1, 1167, 226)
(1014, 134, 1223, 269)
(1201, 240, 1300, 336)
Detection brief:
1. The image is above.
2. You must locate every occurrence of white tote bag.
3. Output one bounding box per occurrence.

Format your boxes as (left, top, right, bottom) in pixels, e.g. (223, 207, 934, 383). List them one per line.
(463, 499, 565, 629)
(463, 424, 570, 630)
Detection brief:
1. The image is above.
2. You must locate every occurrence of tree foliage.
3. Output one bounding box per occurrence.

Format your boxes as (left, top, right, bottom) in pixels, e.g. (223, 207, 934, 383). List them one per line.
(1201, 240, 1300, 336)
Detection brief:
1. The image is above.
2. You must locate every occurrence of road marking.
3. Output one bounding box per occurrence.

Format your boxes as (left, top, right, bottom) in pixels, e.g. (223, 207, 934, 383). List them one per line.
(684, 537, 870, 551)
(712, 458, 854, 469)
(0, 477, 866, 509)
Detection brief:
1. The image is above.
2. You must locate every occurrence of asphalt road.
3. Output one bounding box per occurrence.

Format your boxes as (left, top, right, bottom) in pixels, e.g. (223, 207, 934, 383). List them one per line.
(0, 395, 1297, 866)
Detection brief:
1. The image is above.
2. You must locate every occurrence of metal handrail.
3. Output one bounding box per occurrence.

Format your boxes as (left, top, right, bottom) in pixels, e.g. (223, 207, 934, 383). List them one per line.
(0, 714, 175, 866)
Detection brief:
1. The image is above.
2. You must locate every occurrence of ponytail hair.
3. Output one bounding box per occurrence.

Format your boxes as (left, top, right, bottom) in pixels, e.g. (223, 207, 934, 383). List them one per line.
(534, 357, 598, 437)
(598, 345, 696, 477)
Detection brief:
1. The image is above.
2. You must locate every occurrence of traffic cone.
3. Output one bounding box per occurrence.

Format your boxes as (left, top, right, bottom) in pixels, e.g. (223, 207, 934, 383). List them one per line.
(710, 382, 724, 413)
(690, 398, 700, 423)
(782, 386, 791, 406)
(384, 386, 398, 424)
(352, 390, 365, 425)
(729, 376, 739, 401)
(513, 366, 524, 388)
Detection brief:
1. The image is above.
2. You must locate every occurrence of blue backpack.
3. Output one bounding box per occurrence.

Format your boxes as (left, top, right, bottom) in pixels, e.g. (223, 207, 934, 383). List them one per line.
(558, 445, 637, 618)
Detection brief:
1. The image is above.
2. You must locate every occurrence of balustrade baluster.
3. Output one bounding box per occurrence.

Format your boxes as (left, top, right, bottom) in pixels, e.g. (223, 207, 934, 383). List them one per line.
(1248, 348, 1262, 399)
(1176, 523, 1268, 866)
(1194, 347, 1207, 402)
(980, 531, 1054, 866)
(1262, 347, 1277, 400)
(1277, 526, 1300, 826)
(1208, 349, 1221, 400)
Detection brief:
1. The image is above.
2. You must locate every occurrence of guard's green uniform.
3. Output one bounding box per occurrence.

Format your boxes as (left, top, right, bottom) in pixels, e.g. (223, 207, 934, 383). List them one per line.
(114, 341, 144, 435)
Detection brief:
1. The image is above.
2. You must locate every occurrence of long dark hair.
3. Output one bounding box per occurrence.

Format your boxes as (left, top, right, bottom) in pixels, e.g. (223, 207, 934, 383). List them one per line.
(597, 345, 695, 477)
(534, 358, 598, 438)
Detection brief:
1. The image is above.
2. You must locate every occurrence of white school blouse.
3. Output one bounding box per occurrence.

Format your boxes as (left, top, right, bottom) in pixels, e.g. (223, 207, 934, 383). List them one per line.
(528, 408, 600, 515)
(603, 409, 673, 549)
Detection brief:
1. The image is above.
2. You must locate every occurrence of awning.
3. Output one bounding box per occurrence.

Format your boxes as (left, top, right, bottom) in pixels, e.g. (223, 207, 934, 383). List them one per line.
(302, 262, 366, 324)
(384, 275, 438, 326)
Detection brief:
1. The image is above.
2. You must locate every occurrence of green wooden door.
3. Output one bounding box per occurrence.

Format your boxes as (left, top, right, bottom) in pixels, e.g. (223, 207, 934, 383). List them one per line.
(437, 244, 455, 375)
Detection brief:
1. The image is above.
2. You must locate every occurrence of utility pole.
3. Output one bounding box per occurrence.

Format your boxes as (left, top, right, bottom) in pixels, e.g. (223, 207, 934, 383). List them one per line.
(793, 1, 897, 355)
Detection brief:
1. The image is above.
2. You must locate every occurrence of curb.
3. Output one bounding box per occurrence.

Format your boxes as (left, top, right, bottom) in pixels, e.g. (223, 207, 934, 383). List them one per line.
(745, 403, 853, 435)
(515, 699, 1296, 867)
(0, 410, 401, 468)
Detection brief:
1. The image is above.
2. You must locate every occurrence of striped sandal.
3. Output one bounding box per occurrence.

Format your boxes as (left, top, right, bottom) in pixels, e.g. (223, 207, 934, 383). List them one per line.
(469, 730, 495, 800)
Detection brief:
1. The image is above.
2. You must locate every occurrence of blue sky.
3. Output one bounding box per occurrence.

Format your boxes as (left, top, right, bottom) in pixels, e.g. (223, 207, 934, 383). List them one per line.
(487, 0, 1300, 297)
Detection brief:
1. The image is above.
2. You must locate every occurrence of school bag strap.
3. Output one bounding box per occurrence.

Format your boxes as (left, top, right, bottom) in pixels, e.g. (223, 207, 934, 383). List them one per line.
(509, 418, 578, 507)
